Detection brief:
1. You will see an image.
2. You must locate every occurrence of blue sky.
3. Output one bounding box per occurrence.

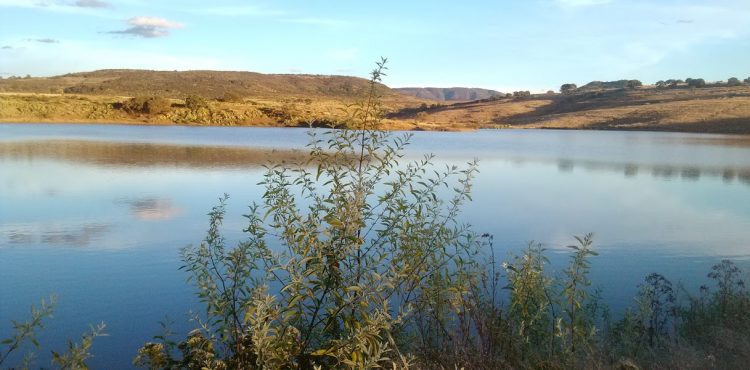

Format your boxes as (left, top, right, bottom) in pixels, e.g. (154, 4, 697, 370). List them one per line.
(1, 0, 749, 91)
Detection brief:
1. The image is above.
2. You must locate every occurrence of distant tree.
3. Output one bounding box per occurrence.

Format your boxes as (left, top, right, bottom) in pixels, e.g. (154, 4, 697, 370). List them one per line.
(185, 95, 209, 111)
(560, 83, 578, 94)
(745, 77, 750, 84)
(122, 96, 172, 115)
(686, 78, 706, 88)
(513, 91, 531, 98)
(655, 80, 666, 88)
(665, 79, 682, 88)
(547, 90, 555, 95)
(23, 74, 31, 79)
(727, 77, 741, 86)
(626, 80, 642, 89)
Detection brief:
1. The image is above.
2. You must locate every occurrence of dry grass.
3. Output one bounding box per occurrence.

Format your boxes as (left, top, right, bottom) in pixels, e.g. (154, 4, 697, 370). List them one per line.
(3, 71, 750, 133)
(390, 85, 750, 133)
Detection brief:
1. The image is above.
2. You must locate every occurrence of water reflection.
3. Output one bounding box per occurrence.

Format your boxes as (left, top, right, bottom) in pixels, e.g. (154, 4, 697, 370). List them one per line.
(0, 140, 306, 168)
(119, 197, 182, 221)
(551, 159, 750, 186)
(2, 223, 111, 247)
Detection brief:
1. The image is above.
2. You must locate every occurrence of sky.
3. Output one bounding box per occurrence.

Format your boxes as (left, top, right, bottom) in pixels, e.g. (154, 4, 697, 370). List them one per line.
(0, 0, 749, 92)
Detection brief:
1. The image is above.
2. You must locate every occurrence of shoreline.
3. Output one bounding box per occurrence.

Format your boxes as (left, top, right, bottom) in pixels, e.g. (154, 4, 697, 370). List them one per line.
(2, 119, 749, 136)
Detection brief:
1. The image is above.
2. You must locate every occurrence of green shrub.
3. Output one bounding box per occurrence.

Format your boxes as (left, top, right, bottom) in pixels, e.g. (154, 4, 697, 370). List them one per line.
(136, 58, 480, 369)
(185, 94, 209, 111)
(727, 77, 742, 86)
(686, 78, 706, 88)
(122, 96, 172, 115)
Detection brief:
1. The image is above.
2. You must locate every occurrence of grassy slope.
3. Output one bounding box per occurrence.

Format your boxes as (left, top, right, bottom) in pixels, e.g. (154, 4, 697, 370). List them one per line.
(2, 70, 750, 133)
(391, 85, 750, 133)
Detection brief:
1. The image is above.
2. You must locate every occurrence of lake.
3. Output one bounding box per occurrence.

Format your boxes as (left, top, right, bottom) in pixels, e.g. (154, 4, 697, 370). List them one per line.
(2, 123, 750, 368)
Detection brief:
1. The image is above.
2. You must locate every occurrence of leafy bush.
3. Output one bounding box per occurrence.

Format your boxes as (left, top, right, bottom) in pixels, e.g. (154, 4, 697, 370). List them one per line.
(727, 77, 742, 86)
(185, 95, 209, 111)
(626, 80, 642, 89)
(121, 96, 172, 115)
(686, 78, 706, 88)
(136, 58, 480, 369)
(1, 296, 106, 369)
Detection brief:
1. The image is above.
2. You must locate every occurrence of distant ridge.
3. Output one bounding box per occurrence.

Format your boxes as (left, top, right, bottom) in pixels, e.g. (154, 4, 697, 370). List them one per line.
(0, 69, 406, 100)
(395, 87, 502, 101)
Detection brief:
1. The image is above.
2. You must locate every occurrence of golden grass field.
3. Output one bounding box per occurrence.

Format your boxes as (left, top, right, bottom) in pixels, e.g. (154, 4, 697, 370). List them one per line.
(1, 70, 749, 133)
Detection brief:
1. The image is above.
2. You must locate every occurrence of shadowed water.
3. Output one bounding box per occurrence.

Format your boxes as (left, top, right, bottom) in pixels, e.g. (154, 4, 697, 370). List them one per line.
(1, 124, 750, 368)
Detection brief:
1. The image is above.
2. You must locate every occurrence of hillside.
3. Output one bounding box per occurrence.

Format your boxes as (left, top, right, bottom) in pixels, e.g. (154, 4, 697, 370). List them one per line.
(395, 87, 502, 101)
(0, 69, 415, 101)
(0, 69, 426, 129)
(388, 84, 750, 133)
(2, 70, 750, 133)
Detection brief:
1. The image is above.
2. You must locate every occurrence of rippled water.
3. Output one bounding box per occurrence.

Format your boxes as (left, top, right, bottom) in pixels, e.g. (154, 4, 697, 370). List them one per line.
(2, 124, 750, 368)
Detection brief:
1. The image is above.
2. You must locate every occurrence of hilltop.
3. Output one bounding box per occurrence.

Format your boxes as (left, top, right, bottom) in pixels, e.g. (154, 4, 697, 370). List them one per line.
(0, 69, 414, 101)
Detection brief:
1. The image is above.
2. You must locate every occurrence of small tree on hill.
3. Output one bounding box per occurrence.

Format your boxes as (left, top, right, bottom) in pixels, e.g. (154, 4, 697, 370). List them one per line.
(122, 96, 172, 115)
(727, 77, 741, 86)
(560, 83, 577, 94)
(665, 79, 682, 88)
(744, 77, 750, 84)
(626, 80, 642, 89)
(185, 95, 209, 111)
(686, 78, 706, 88)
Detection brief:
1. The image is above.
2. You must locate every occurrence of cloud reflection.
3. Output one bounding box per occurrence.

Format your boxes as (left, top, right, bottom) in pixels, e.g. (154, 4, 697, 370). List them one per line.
(120, 197, 182, 221)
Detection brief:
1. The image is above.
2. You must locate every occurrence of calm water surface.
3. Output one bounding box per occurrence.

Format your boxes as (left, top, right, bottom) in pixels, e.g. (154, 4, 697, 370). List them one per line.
(2, 124, 750, 368)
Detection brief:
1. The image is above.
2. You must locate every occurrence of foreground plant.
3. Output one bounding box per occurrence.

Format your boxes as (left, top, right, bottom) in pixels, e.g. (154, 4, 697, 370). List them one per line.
(1, 296, 106, 370)
(136, 59, 480, 369)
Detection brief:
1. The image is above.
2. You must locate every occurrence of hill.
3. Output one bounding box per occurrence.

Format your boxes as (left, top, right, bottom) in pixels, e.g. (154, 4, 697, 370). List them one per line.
(394, 87, 503, 101)
(388, 84, 750, 133)
(0, 69, 414, 101)
(2, 70, 750, 134)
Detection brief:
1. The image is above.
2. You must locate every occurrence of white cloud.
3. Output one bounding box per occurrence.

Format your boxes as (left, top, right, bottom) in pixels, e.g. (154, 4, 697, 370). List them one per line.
(73, 0, 110, 8)
(109, 16, 184, 38)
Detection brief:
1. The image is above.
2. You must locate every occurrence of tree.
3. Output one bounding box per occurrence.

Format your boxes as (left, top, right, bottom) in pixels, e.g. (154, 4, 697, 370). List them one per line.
(727, 77, 741, 86)
(626, 80, 642, 89)
(686, 78, 706, 88)
(655, 80, 666, 88)
(122, 96, 172, 115)
(744, 77, 750, 84)
(560, 83, 577, 94)
(185, 94, 209, 111)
